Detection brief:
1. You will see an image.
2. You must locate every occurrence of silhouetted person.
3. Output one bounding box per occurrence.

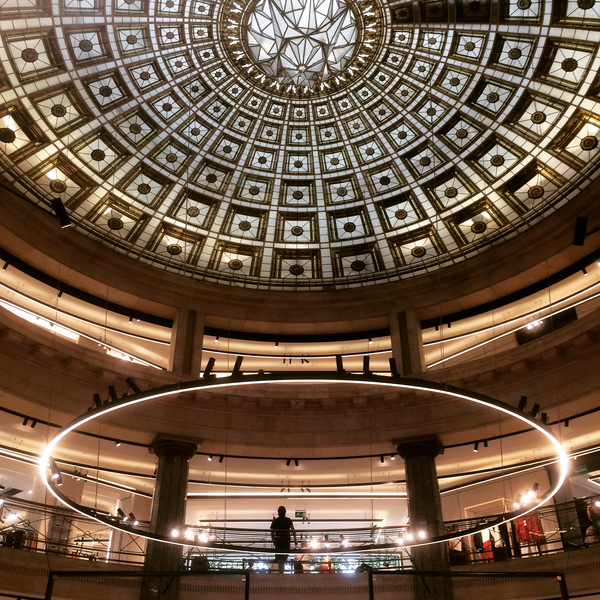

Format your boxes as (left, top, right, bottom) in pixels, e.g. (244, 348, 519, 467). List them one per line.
(270, 506, 296, 573)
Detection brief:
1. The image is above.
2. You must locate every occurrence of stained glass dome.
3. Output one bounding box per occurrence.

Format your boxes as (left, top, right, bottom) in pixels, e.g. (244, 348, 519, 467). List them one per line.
(246, 0, 358, 86)
(0, 0, 599, 290)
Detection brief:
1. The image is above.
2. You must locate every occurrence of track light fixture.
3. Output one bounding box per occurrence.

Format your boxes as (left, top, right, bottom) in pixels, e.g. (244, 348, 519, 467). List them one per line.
(390, 454, 396, 460)
(49, 457, 61, 480)
(380, 455, 384, 463)
(219, 455, 224, 463)
(50, 197, 73, 229)
(275, 341, 279, 347)
(474, 442, 479, 452)
(31, 420, 36, 429)
(484, 440, 488, 448)
(518, 396, 527, 411)
(286, 459, 291, 466)
(129, 316, 133, 323)
(208, 455, 213, 461)
(117, 508, 127, 520)
(2, 262, 8, 271)
(129, 513, 139, 526)
(564, 419, 570, 428)
(531, 403, 540, 418)
(93, 393, 102, 408)
(215, 336, 219, 343)
(294, 459, 299, 467)
(281, 487, 285, 493)
(23, 417, 28, 426)
(115, 440, 121, 447)
(57, 290, 63, 299)
(368, 336, 373, 344)
(582, 268, 588, 276)
(56, 474, 63, 487)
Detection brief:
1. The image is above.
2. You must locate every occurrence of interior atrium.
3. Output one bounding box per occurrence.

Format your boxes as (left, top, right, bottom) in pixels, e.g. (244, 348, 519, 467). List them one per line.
(1, 0, 600, 597)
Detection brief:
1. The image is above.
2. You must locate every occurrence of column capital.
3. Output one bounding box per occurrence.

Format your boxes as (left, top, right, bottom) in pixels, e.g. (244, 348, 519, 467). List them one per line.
(394, 435, 444, 460)
(149, 437, 199, 460)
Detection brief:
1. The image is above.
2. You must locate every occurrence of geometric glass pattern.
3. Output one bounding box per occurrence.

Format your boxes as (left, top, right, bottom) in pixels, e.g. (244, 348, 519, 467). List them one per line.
(246, 0, 357, 85)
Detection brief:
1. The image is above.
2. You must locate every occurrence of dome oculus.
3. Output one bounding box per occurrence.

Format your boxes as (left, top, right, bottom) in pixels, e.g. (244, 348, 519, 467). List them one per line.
(245, 0, 358, 86)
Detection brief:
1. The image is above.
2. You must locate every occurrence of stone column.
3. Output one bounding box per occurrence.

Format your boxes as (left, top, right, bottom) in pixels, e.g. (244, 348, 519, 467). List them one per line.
(170, 309, 204, 376)
(141, 439, 198, 600)
(396, 437, 453, 600)
(389, 310, 425, 377)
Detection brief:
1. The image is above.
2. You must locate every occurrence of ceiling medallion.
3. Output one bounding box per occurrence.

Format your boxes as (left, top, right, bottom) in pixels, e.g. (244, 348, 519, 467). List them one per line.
(108, 217, 124, 230)
(411, 246, 426, 258)
(220, 0, 385, 96)
(49, 179, 67, 194)
(167, 243, 183, 255)
(229, 258, 244, 270)
(289, 264, 305, 275)
(471, 221, 487, 234)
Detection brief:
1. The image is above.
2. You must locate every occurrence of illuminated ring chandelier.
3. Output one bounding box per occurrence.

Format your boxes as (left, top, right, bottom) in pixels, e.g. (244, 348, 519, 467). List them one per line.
(40, 371, 568, 554)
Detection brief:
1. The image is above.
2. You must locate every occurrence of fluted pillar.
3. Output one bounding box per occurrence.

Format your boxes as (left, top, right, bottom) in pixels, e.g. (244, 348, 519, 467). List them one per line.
(141, 438, 198, 600)
(396, 436, 453, 600)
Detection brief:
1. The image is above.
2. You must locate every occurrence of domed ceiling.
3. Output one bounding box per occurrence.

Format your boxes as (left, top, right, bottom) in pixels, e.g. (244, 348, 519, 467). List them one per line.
(0, 0, 599, 289)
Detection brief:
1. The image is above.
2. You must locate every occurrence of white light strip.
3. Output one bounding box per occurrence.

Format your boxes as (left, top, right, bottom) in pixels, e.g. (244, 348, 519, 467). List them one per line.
(0, 280, 170, 345)
(204, 348, 391, 360)
(0, 297, 164, 370)
(424, 280, 600, 346)
(39, 373, 568, 555)
(427, 286, 600, 368)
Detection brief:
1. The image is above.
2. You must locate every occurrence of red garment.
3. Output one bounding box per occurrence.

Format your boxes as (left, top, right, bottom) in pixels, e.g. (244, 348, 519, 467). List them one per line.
(515, 514, 546, 544)
(482, 540, 494, 562)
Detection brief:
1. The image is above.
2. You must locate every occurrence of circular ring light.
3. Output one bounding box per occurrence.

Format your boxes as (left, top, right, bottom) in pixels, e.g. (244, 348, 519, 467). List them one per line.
(40, 371, 568, 554)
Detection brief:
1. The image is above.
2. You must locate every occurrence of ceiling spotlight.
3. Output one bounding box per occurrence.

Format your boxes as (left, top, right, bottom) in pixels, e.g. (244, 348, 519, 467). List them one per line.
(50, 197, 73, 229)
(473, 442, 479, 452)
(564, 419, 569, 428)
(56, 474, 63, 487)
(368, 336, 373, 345)
(49, 457, 60, 479)
(484, 440, 488, 448)
(129, 513, 139, 526)
(185, 529, 195, 541)
(531, 404, 540, 418)
(215, 336, 220, 343)
(275, 341, 279, 347)
(171, 529, 179, 538)
(582, 268, 588, 276)
(23, 417, 29, 426)
(306, 488, 311, 493)
(395, 536, 404, 545)
(380, 455, 384, 463)
(219, 455, 224, 463)
(294, 459, 299, 467)
(115, 440, 121, 447)
(30, 420, 36, 428)
(281, 487, 285, 493)
(2, 262, 8, 271)
(341, 535, 350, 547)
(418, 530, 426, 539)
(57, 290, 64, 298)
(286, 459, 292, 466)
(129, 316, 133, 323)
(390, 454, 396, 460)
(117, 508, 127, 520)
(595, 501, 600, 508)
(513, 502, 520, 510)
(405, 533, 413, 541)
(518, 396, 528, 411)
(208, 455, 213, 461)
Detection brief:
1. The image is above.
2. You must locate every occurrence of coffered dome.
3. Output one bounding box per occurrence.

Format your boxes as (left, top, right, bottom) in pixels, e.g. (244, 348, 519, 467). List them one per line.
(0, 0, 599, 289)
